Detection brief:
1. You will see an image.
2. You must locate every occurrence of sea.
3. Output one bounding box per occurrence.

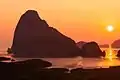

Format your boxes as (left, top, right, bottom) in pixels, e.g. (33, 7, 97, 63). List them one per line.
(0, 48, 120, 69)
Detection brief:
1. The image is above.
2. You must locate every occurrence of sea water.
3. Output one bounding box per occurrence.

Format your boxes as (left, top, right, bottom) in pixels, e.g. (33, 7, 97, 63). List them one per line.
(41, 57, 120, 69)
(1, 49, 120, 69)
(15, 57, 120, 69)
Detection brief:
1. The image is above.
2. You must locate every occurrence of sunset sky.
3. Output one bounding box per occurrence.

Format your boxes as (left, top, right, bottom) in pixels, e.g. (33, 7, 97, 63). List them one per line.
(0, 0, 120, 49)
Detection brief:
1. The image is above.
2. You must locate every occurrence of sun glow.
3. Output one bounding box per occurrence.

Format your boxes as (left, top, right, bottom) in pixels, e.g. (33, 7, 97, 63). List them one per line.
(104, 25, 117, 60)
(107, 25, 114, 32)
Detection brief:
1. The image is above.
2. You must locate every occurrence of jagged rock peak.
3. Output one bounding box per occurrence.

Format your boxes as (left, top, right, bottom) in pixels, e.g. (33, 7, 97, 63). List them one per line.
(23, 10, 41, 19)
(16, 10, 49, 28)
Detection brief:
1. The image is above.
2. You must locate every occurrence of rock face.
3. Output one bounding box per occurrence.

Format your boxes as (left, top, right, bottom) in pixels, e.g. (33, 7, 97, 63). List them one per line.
(117, 50, 120, 57)
(81, 42, 105, 57)
(112, 39, 120, 48)
(76, 41, 87, 48)
(11, 10, 81, 58)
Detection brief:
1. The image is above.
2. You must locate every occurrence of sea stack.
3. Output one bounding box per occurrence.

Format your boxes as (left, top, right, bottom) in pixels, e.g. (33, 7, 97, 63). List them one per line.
(81, 42, 105, 57)
(11, 10, 81, 58)
(112, 39, 120, 48)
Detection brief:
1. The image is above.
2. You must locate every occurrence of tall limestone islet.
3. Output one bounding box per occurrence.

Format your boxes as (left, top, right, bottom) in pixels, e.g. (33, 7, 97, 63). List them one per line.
(11, 10, 81, 58)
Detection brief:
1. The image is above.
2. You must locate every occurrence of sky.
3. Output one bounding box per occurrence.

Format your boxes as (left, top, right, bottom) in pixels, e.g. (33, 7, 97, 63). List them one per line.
(0, 0, 120, 49)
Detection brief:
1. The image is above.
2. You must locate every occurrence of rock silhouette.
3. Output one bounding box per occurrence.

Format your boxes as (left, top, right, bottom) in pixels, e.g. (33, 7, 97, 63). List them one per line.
(81, 42, 105, 57)
(0, 59, 52, 70)
(11, 59, 52, 68)
(76, 41, 87, 48)
(117, 50, 120, 57)
(7, 48, 13, 54)
(1, 61, 120, 80)
(0, 57, 11, 61)
(11, 10, 81, 58)
(112, 39, 120, 48)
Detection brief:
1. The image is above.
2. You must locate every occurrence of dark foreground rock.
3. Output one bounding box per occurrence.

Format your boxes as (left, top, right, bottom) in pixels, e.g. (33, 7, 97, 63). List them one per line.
(11, 59, 52, 68)
(1, 61, 120, 80)
(11, 10, 81, 58)
(81, 42, 105, 57)
(0, 57, 11, 61)
(0, 59, 52, 71)
(0, 59, 52, 80)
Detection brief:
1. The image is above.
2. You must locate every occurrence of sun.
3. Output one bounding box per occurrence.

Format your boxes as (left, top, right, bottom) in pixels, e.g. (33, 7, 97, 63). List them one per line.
(107, 25, 114, 32)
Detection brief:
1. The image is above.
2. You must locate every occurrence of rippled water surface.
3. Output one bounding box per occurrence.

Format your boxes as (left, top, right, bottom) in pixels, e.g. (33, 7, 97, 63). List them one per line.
(41, 57, 120, 69)
(1, 50, 120, 69)
(15, 57, 120, 69)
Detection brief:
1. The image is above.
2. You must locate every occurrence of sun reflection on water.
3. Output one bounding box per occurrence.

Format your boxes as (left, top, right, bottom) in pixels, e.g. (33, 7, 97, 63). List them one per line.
(98, 44, 119, 68)
(105, 44, 118, 61)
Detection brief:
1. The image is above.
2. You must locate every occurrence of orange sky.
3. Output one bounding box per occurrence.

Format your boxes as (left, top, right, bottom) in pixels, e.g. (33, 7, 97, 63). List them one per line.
(0, 0, 120, 49)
